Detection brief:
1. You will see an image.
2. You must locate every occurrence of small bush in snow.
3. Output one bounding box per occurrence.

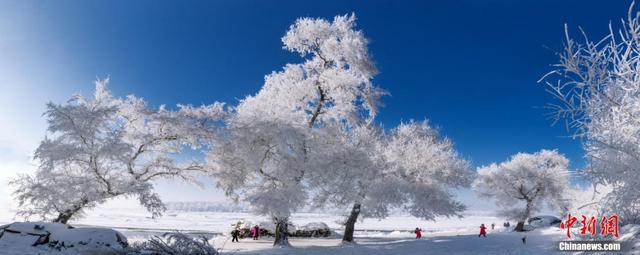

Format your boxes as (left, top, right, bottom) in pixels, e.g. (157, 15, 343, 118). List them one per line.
(130, 232, 218, 255)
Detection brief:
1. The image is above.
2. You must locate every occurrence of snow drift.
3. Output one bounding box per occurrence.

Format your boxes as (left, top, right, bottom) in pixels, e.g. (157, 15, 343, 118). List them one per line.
(0, 222, 128, 254)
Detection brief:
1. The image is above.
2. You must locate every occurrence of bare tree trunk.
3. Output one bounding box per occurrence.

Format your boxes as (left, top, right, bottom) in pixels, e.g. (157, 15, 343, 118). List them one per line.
(52, 198, 89, 224)
(273, 217, 290, 246)
(53, 212, 73, 224)
(342, 203, 361, 243)
(515, 200, 533, 232)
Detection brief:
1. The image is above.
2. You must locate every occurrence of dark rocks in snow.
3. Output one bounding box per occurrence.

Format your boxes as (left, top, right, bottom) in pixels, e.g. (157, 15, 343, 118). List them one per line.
(294, 222, 331, 237)
(231, 220, 331, 238)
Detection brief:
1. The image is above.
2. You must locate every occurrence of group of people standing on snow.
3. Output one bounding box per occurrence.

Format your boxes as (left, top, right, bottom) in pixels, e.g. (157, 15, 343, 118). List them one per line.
(231, 224, 261, 243)
(234, 222, 503, 242)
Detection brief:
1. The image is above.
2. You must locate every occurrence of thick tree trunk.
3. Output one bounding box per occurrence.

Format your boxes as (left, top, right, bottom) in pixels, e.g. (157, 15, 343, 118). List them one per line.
(515, 200, 533, 232)
(53, 212, 73, 224)
(273, 217, 290, 246)
(52, 198, 89, 224)
(342, 203, 361, 243)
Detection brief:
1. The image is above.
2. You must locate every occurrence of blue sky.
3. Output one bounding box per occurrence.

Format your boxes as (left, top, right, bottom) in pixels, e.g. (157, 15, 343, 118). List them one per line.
(0, 0, 631, 207)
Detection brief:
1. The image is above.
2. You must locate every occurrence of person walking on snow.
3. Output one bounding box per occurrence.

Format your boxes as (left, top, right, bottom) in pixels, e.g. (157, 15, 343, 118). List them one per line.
(479, 224, 487, 237)
(251, 225, 260, 240)
(491, 223, 495, 230)
(231, 228, 240, 243)
(415, 227, 422, 239)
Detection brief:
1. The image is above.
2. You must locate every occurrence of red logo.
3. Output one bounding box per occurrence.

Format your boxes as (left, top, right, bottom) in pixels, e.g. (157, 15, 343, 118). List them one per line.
(560, 214, 619, 238)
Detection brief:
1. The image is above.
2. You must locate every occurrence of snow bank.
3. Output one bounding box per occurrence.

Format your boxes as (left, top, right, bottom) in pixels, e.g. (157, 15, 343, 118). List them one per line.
(0, 222, 127, 255)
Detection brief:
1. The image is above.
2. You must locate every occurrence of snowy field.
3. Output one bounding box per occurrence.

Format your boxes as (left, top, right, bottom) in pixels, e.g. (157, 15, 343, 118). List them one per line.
(215, 228, 564, 255)
(0, 207, 504, 241)
(2, 207, 638, 254)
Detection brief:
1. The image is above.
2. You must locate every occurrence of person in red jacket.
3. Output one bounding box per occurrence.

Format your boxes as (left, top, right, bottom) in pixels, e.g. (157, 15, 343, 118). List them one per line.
(479, 224, 487, 237)
(415, 227, 422, 239)
(252, 225, 260, 240)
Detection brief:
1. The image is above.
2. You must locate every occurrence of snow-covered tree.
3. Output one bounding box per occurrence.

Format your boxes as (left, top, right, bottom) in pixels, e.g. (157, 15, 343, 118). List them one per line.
(305, 124, 381, 243)
(541, 3, 640, 224)
(473, 150, 570, 231)
(237, 14, 382, 128)
(309, 121, 472, 242)
(207, 117, 310, 246)
(11, 79, 224, 223)
(206, 14, 384, 246)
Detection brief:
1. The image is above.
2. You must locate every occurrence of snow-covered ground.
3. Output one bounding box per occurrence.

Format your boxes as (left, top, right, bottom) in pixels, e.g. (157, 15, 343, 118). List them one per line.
(214, 228, 561, 255)
(0, 206, 504, 240)
(1, 207, 638, 254)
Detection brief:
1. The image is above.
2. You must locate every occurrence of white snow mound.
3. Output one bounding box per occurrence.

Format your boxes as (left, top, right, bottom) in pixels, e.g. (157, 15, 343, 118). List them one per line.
(0, 222, 128, 255)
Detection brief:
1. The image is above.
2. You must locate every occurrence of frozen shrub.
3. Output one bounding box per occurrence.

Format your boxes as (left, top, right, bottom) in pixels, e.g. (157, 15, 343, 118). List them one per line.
(130, 232, 218, 255)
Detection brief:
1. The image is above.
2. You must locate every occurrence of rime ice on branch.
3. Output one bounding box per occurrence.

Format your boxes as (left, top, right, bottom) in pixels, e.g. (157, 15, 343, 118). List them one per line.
(11, 79, 225, 223)
(207, 14, 472, 245)
(474, 150, 571, 231)
(541, 3, 640, 224)
(207, 14, 384, 246)
(310, 120, 472, 243)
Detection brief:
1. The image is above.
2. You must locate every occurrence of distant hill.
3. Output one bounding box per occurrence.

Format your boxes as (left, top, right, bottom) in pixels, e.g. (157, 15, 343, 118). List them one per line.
(163, 201, 498, 217)
(165, 201, 248, 212)
(163, 201, 347, 214)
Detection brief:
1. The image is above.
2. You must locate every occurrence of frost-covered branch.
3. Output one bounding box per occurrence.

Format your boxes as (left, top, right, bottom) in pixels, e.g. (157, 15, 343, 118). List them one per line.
(11, 79, 225, 223)
(541, 2, 640, 223)
(473, 150, 571, 231)
(206, 14, 386, 246)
